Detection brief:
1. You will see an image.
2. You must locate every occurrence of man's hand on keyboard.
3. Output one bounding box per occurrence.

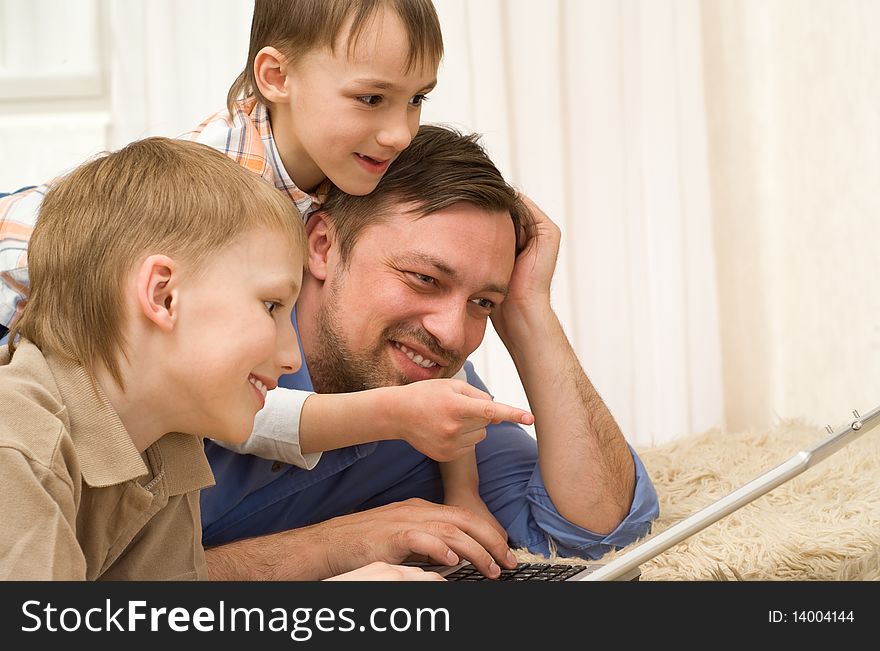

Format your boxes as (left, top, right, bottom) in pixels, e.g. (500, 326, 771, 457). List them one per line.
(313, 498, 519, 580)
(206, 497, 518, 580)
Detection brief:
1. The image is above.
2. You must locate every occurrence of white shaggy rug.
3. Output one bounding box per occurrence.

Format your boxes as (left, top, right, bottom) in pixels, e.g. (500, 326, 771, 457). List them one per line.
(516, 419, 880, 580)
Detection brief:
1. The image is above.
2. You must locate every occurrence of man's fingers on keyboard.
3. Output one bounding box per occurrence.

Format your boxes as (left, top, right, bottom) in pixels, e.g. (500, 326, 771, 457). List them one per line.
(395, 529, 461, 568)
(424, 522, 507, 578)
(391, 499, 515, 572)
(440, 505, 518, 569)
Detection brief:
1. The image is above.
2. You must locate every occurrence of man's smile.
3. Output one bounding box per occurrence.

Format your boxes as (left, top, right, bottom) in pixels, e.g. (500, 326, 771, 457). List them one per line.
(388, 340, 448, 381)
(392, 341, 439, 368)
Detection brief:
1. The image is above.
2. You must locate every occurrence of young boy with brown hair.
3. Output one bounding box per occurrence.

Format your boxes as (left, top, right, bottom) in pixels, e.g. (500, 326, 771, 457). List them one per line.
(0, 137, 441, 581)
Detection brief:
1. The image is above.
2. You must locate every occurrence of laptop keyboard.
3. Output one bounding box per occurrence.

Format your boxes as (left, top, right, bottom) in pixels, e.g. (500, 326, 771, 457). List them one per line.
(444, 562, 594, 581)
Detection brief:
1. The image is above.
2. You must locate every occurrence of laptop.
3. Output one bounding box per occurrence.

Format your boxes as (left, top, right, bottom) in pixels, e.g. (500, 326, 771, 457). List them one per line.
(430, 402, 880, 581)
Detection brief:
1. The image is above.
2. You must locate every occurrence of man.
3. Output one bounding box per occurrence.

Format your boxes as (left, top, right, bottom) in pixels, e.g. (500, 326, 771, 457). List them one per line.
(200, 125, 659, 579)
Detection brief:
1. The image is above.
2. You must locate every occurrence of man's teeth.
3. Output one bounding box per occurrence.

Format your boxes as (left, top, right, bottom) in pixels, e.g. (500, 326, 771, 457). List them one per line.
(395, 342, 437, 368)
(248, 376, 268, 398)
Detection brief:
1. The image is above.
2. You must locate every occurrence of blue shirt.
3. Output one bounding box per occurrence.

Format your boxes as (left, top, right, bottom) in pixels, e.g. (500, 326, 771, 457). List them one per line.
(200, 316, 659, 559)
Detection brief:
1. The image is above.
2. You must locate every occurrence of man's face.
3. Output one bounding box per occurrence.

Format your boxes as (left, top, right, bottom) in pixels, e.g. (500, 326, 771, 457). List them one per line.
(306, 203, 516, 393)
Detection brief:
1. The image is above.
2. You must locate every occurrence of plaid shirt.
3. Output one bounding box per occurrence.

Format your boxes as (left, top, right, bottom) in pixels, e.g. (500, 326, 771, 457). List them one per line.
(185, 97, 328, 219)
(0, 98, 325, 329)
(0, 187, 46, 329)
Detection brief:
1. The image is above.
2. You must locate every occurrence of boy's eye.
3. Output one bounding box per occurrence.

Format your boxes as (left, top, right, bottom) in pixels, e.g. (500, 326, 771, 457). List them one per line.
(410, 94, 429, 107)
(357, 95, 382, 107)
(263, 301, 278, 314)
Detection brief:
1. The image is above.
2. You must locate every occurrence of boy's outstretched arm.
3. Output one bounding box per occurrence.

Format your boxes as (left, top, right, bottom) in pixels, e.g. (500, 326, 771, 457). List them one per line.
(210, 378, 533, 466)
(297, 379, 534, 460)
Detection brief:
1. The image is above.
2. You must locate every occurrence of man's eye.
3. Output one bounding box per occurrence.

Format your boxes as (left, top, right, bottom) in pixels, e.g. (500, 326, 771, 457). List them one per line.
(409, 272, 436, 285)
(472, 298, 496, 311)
(357, 95, 382, 106)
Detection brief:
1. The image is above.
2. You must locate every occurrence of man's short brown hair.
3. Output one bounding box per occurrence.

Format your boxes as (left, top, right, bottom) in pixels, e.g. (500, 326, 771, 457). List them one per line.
(320, 124, 533, 266)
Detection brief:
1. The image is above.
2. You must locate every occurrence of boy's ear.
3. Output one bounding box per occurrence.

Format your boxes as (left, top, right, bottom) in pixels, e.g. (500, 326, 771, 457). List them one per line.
(306, 212, 333, 281)
(254, 46, 290, 103)
(136, 255, 179, 332)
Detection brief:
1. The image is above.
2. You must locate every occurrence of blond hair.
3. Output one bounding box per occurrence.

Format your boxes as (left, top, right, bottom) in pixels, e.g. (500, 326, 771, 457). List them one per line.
(10, 137, 306, 389)
(227, 0, 443, 112)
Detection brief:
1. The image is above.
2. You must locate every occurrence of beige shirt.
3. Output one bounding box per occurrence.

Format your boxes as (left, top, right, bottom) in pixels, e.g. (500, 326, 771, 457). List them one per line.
(0, 341, 215, 580)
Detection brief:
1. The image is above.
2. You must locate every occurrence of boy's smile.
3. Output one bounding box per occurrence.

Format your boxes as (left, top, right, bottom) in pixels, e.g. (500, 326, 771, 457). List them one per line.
(247, 372, 277, 410)
(353, 153, 391, 177)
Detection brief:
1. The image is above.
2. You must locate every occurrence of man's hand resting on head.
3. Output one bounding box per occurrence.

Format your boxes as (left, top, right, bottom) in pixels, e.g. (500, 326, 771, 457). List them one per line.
(489, 195, 561, 343)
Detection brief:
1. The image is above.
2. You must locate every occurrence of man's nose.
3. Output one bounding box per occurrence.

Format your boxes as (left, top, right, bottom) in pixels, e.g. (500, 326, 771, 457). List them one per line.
(421, 303, 467, 357)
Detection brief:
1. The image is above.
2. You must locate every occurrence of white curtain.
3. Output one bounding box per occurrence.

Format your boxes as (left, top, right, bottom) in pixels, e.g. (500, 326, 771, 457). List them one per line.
(701, 0, 880, 434)
(0, 0, 107, 189)
(108, 0, 251, 148)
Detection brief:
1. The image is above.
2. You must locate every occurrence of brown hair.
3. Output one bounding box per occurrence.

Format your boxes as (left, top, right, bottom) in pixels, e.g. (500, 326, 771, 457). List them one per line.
(320, 123, 533, 265)
(10, 137, 306, 389)
(227, 0, 444, 113)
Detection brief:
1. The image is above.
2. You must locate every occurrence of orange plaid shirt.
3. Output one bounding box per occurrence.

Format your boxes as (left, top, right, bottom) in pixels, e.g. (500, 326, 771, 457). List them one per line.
(0, 98, 325, 329)
(185, 97, 328, 218)
(0, 187, 45, 329)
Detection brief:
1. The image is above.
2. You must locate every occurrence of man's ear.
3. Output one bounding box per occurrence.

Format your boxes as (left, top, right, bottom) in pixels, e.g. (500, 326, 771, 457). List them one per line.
(135, 254, 179, 332)
(306, 212, 333, 281)
(254, 46, 290, 104)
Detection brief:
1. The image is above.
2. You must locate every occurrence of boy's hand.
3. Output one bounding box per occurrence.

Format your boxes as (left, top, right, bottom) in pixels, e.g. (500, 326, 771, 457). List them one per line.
(324, 561, 445, 581)
(381, 379, 534, 461)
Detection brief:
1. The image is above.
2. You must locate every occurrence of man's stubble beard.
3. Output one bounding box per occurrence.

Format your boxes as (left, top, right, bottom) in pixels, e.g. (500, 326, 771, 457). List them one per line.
(306, 275, 463, 394)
